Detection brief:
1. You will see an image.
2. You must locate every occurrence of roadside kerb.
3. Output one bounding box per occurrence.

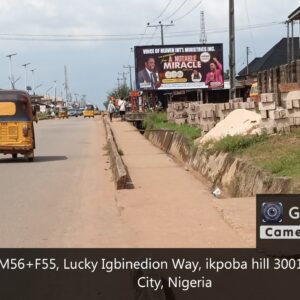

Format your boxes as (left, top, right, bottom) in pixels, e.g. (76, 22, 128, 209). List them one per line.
(103, 117, 132, 189)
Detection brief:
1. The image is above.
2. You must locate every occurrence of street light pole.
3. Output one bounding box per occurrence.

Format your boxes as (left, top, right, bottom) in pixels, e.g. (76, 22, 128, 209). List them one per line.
(53, 80, 57, 105)
(6, 53, 17, 89)
(30, 69, 36, 94)
(46, 86, 53, 96)
(74, 93, 79, 104)
(22, 62, 31, 91)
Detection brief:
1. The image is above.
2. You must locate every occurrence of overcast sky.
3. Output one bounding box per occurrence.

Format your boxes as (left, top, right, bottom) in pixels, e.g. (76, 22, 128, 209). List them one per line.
(0, 0, 299, 107)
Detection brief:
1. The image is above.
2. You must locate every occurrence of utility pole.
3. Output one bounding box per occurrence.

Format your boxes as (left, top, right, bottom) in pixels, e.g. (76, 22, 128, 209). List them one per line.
(287, 21, 290, 64)
(117, 77, 121, 96)
(6, 53, 17, 89)
(229, 0, 236, 99)
(81, 94, 86, 107)
(118, 71, 128, 86)
(30, 69, 36, 94)
(22, 62, 31, 91)
(147, 21, 174, 45)
(291, 21, 294, 61)
(53, 80, 57, 105)
(74, 93, 79, 105)
(64, 66, 69, 105)
(200, 11, 207, 44)
(246, 46, 250, 76)
(123, 65, 134, 90)
(46, 86, 53, 97)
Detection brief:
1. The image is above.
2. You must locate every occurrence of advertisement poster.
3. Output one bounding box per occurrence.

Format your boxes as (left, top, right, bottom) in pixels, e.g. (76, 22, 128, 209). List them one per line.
(135, 44, 224, 90)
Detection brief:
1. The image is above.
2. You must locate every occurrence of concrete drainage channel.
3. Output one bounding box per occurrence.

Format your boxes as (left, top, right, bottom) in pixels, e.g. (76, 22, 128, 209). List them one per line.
(103, 117, 134, 190)
(144, 129, 292, 197)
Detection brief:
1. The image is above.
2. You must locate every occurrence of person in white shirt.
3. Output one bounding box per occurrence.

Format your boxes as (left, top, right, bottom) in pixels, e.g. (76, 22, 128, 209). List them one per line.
(118, 98, 127, 121)
(107, 100, 115, 122)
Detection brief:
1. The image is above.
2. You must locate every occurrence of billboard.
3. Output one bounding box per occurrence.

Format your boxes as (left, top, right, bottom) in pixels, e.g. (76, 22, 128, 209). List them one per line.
(135, 43, 224, 91)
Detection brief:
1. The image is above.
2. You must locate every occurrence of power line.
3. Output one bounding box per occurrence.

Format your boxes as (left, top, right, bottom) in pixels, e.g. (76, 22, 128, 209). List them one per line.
(161, 0, 189, 21)
(166, 21, 283, 36)
(0, 21, 284, 42)
(244, 0, 257, 56)
(149, 0, 174, 23)
(173, 0, 203, 22)
(0, 32, 147, 38)
(127, 47, 133, 64)
(147, 21, 174, 45)
(137, 26, 148, 45)
(145, 27, 158, 45)
(0, 21, 282, 39)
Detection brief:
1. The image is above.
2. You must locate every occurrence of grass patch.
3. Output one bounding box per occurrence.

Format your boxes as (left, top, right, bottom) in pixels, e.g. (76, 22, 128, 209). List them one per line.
(209, 129, 300, 188)
(143, 112, 201, 142)
(37, 112, 50, 120)
(239, 129, 300, 180)
(213, 134, 269, 153)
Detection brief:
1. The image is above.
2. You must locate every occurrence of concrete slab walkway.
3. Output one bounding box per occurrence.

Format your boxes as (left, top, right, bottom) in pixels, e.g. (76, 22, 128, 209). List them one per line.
(109, 119, 255, 248)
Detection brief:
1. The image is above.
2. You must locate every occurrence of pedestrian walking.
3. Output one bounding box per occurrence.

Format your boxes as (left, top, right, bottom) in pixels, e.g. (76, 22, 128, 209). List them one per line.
(119, 98, 127, 121)
(107, 100, 115, 122)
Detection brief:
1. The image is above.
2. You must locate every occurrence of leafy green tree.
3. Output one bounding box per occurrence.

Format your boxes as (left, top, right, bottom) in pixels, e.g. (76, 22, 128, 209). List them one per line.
(104, 83, 131, 109)
(107, 84, 131, 100)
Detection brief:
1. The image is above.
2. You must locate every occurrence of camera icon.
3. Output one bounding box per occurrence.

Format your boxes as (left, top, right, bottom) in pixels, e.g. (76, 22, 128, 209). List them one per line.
(261, 202, 283, 223)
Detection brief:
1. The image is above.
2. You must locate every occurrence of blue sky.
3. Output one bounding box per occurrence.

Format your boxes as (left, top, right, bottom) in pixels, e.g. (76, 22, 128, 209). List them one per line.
(0, 0, 299, 108)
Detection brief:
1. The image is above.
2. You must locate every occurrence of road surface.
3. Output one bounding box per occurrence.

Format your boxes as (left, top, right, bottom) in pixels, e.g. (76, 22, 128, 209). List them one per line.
(0, 117, 132, 247)
(0, 117, 255, 247)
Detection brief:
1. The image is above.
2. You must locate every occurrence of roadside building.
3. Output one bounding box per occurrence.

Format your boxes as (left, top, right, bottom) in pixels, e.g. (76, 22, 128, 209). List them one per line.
(238, 37, 300, 81)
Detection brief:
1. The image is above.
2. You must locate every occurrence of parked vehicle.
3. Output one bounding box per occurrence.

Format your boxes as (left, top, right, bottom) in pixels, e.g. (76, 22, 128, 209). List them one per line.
(0, 90, 36, 161)
(68, 109, 79, 117)
(83, 105, 95, 118)
(77, 108, 84, 116)
(58, 107, 69, 119)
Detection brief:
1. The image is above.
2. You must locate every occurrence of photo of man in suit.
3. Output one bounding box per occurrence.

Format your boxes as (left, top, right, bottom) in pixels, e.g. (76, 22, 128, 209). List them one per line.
(137, 57, 160, 90)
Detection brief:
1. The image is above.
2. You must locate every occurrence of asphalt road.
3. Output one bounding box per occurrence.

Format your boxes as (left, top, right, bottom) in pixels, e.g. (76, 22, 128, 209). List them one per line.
(0, 117, 132, 247)
(0, 117, 254, 248)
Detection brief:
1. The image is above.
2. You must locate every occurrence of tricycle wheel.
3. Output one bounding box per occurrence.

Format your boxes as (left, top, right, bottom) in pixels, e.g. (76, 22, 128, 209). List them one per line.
(12, 154, 17, 159)
(27, 151, 34, 162)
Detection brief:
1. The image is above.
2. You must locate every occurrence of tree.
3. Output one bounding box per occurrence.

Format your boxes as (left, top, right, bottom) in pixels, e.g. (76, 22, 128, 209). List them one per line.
(104, 83, 131, 109)
(107, 84, 130, 100)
